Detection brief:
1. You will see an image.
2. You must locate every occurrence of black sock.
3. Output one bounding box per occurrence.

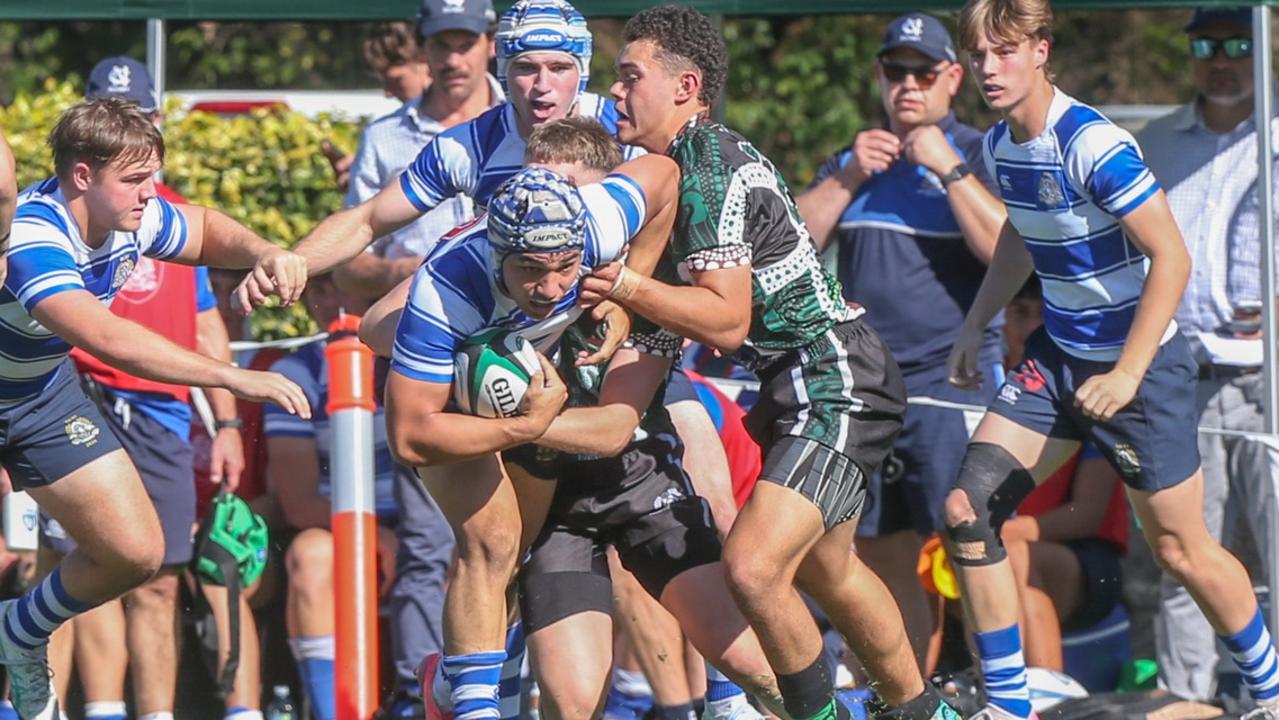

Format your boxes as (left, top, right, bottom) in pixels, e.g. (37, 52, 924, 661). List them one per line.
(654, 702, 697, 720)
(777, 654, 836, 720)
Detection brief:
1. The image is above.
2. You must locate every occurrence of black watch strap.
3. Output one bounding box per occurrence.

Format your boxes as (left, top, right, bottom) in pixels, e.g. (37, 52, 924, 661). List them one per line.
(214, 418, 243, 431)
(940, 162, 972, 187)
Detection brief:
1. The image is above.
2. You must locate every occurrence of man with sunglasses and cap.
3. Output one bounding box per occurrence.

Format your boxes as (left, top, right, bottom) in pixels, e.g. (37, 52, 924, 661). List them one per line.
(1136, 6, 1279, 703)
(795, 12, 1007, 671)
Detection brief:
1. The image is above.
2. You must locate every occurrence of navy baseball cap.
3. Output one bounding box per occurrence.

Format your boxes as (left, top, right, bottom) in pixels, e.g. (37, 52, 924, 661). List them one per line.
(879, 13, 957, 64)
(1186, 7, 1252, 33)
(418, 0, 496, 37)
(86, 56, 157, 113)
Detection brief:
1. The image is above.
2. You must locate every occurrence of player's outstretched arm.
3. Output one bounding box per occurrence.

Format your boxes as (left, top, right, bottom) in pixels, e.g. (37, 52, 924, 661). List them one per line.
(33, 290, 311, 418)
(385, 354, 567, 467)
(537, 348, 671, 457)
(234, 182, 422, 313)
(170, 204, 309, 311)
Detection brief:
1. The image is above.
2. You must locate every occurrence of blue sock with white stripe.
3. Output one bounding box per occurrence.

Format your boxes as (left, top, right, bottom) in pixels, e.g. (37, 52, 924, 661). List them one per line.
(289, 635, 336, 720)
(1221, 607, 1279, 701)
(705, 663, 751, 718)
(3, 568, 94, 652)
(499, 622, 525, 720)
(443, 650, 505, 720)
(973, 625, 1032, 719)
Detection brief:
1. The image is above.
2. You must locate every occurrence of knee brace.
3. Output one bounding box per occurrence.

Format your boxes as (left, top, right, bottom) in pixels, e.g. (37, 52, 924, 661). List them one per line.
(944, 442, 1035, 567)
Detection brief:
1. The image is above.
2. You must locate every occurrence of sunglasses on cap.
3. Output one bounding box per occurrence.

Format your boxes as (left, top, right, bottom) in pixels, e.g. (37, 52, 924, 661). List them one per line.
(1191, 37, 1252, 60)
(880, 62, 948, 88)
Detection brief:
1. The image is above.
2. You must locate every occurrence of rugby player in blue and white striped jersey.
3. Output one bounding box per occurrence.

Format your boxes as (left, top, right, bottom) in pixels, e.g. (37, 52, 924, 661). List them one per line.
(0, 99, 310, 720)
(942, 2, 1279, 719)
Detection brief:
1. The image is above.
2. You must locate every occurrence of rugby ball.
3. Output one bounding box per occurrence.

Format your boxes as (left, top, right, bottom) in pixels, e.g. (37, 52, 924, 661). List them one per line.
(1026, 667, 1088, 711)
(453, 330, 541, 418)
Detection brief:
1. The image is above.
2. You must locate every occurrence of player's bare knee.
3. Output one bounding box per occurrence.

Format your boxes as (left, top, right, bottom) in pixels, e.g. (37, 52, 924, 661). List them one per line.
(455, 525, 521, 580)
(942, 442, 1035, 567)
(1151, 533, 1195, 581)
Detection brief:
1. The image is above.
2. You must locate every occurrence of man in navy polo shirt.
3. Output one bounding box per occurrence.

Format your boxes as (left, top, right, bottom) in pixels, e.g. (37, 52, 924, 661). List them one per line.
(795, 12, 1007, 669)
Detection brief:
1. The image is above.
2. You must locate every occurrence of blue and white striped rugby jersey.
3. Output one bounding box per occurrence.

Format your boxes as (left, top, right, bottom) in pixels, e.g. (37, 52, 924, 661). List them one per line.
(399, 93, 644, 213)
(984, 89, 1171, 361)
(391, 174, 647, 384)
(0, 178, 187, 404)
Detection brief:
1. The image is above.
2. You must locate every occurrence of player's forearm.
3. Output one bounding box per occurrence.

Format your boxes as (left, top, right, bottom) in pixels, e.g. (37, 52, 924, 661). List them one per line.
(196, 208, 286, 268)
(621, 278, 747, 353)
(1115, 247, 1189, 380)
(946, 178, 1006, 265)
(963, 222, 1035, 332)
(293, 205, 380, 275)
(539, 405, 640, 457)
(195, 309, 239, 421)
(333, 253, 421, 300)
(387, 409, 541, 466)
(796, 172, 860, 252)
(68, 314, 239, 391)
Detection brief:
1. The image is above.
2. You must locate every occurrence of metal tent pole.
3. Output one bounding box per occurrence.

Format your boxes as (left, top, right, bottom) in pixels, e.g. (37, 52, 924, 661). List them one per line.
(147, 18, 166, 118)
(1253, 4, 1279, 634)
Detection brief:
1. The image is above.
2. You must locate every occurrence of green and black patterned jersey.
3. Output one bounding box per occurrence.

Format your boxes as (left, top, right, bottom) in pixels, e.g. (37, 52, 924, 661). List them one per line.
(554, 317, 675, 463)
(629, 115, 859, 370)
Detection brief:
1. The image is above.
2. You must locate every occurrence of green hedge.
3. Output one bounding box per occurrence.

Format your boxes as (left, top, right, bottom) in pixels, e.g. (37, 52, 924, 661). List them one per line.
(0, 78, 361, 338)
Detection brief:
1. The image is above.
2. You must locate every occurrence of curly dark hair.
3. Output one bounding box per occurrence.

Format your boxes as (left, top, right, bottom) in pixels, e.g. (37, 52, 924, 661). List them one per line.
(622, 5, 728, 107)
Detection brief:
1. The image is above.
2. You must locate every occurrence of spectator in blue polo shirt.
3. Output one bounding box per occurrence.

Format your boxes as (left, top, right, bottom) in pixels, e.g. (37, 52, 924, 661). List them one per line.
(795, 12, 1007, 671)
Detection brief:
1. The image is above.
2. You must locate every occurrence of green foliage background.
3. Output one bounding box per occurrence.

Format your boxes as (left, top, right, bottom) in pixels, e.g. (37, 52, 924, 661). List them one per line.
(0, 9, 1206, 336)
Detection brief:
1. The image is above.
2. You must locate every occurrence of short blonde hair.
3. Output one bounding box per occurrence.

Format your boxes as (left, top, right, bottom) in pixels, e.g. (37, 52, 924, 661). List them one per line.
(958, 0, 1053, 52)
(524, 117, 623, 173)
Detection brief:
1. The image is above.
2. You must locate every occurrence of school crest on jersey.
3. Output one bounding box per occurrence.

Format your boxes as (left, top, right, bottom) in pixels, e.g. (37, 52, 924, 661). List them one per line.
(112, 257, 136, 292)
(63, 415, 100, 447)
(117, 256, 162, 304)
(1037, 172, 1066, 208)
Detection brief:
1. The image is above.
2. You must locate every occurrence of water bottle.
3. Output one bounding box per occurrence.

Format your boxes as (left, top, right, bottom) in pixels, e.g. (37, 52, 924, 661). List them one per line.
(265, 684, 296, 720)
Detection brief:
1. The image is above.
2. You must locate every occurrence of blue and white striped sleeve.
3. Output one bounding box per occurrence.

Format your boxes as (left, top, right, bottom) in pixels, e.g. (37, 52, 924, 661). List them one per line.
(264, 354, 319, 438)
(137, 197, 188, 260)
(1066, 123, 1160, 219)
(5, 210, 84, 312)
(390, 266, 480, 384)
(579, 174, 649, 265)
(399, 129, 477, 214)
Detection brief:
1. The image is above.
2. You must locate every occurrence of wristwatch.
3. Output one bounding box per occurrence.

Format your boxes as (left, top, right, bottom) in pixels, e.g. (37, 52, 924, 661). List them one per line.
(939, 162, 972, 188)
(214, 418, 243, 431)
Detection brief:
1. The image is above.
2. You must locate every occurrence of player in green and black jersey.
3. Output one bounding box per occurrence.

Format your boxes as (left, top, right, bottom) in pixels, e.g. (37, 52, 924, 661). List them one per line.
(579, 7, 958, 720)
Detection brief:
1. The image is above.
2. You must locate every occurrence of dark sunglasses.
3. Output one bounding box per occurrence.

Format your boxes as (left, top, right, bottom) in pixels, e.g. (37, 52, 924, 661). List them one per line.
(880, 62, 947, 88)
(1191, 37, 1253, 60)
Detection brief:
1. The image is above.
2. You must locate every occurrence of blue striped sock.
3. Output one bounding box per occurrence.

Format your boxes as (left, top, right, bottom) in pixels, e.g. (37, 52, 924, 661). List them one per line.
(974, 625, 1032, 719)
(3, 568, 94, 651)
(1221, 608, 1279, 701)
(443, 651, 505, 720)
(706, 663, 744, 702)
(499, 623, 525, 720)
(290, 635, 336, 720)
